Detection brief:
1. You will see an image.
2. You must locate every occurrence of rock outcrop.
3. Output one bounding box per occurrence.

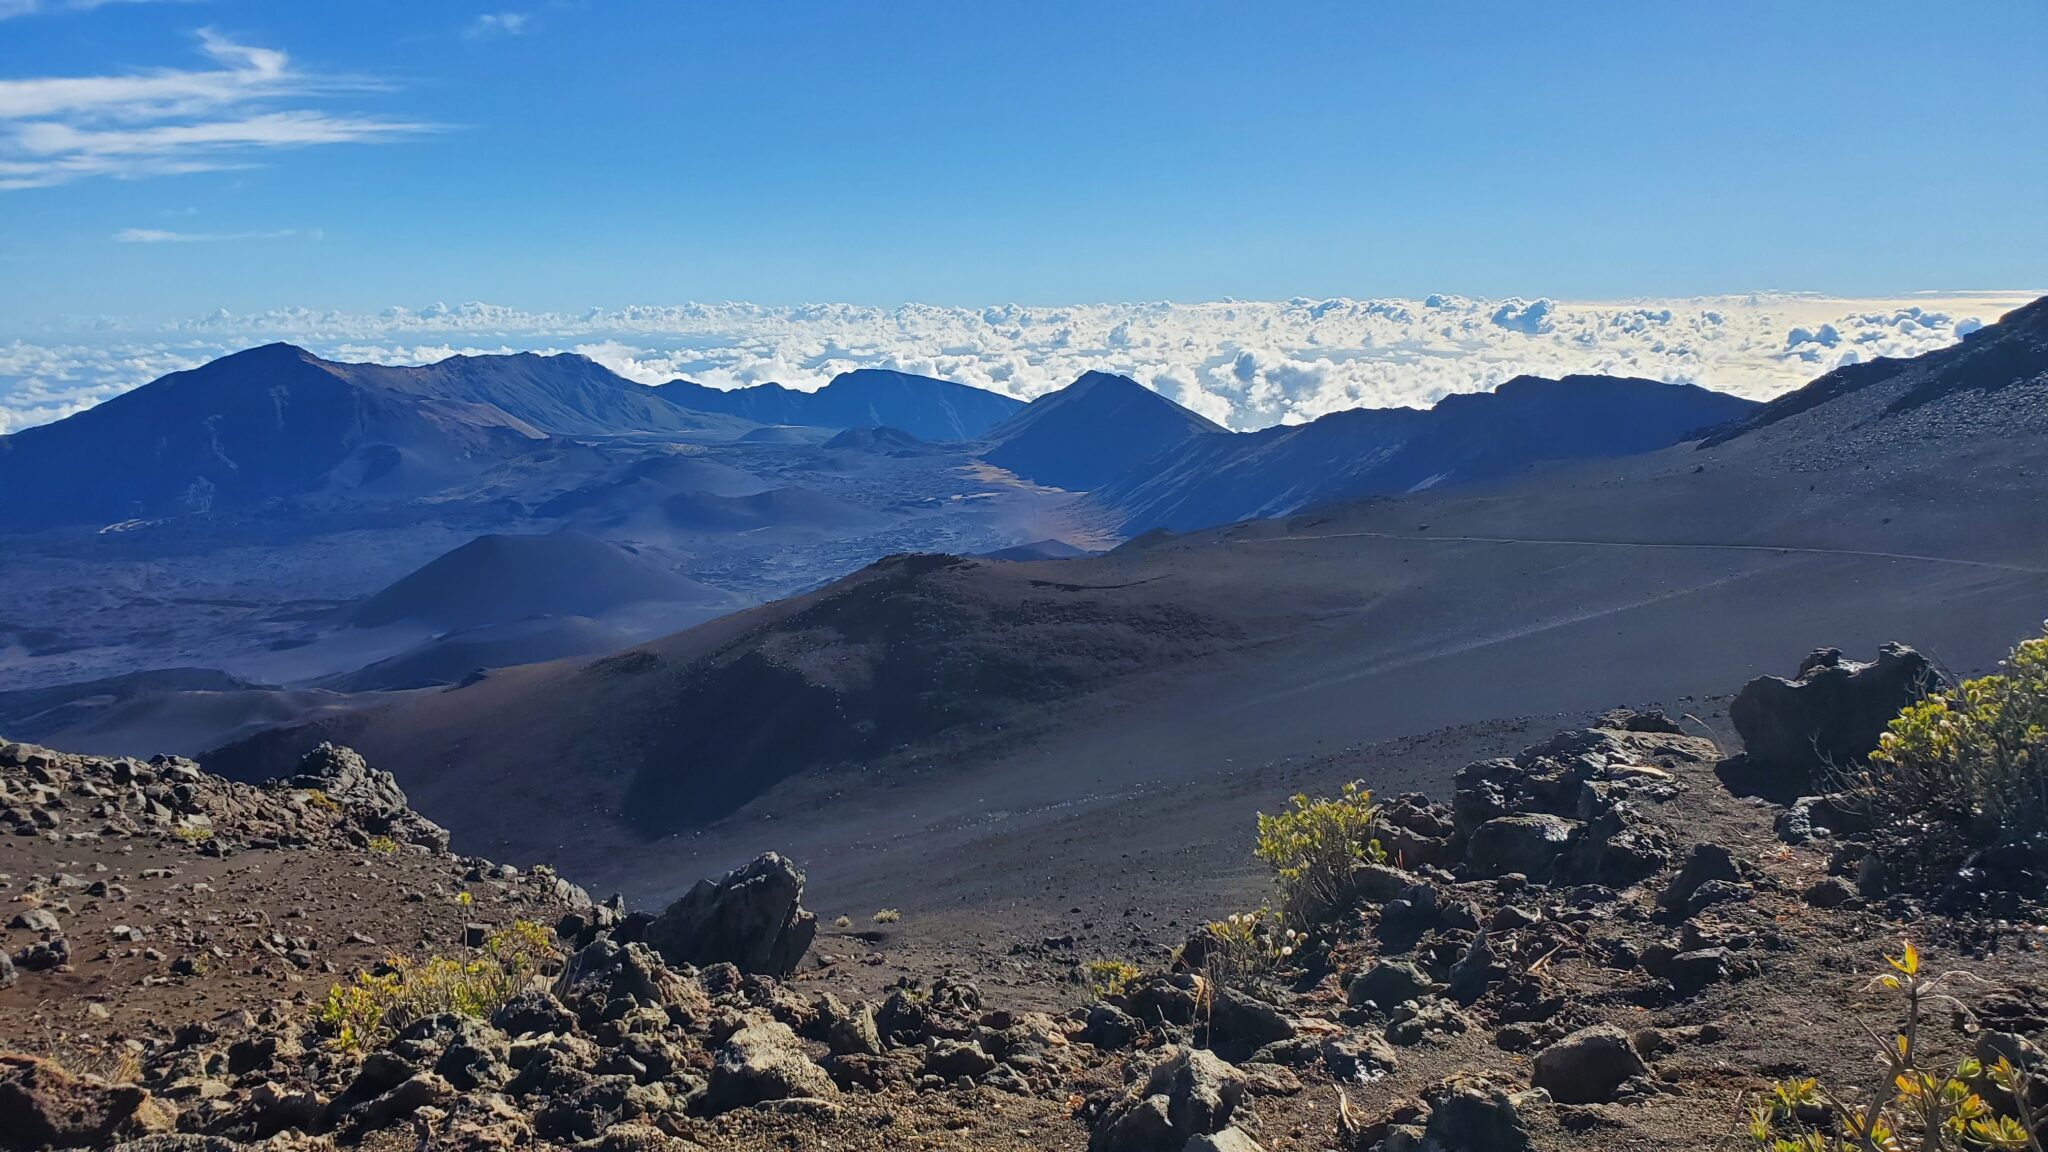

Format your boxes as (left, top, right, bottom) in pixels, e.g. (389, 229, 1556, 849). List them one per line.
(1730, 643, 1943, 780)
(643, 853, 817, 977)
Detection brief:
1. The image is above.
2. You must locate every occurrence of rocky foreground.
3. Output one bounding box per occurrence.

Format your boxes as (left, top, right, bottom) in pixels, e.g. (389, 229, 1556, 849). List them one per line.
(2, 646, 2045, 1151)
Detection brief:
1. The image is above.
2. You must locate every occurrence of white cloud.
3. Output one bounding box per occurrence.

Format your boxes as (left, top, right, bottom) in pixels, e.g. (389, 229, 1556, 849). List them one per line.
(0, 29, 433, 190)
(0, 292, 2037, 437)
(113, 226, 302, 242)
(467, 12, 532, 37)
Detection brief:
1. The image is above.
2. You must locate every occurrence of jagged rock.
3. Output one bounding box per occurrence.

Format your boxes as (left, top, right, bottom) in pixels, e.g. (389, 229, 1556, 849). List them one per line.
(1465, 814, 1579, 879)
(1385, 997, 1471, 1046)
(1531, 1023, 1648, 1103)
(1730, 644, 1943, 779)
(1089, 1046, 1245, 1152)
(0, 1054, 178, 1151)
(1238, 1064, 1301, 1096)
(818, 997, 883, 1058)
(1659, 842, 1741, 912)
(1083, 1003, 1141, 1051)
(1205, 987, 1295, 1054)
(1663, 947, 1732, 994)
(495, 989, 580, 1037)
(1346, 960, 1437, 1011)
(289, 742, 450, 852)
(1183, 1129, 1263, 1152)
(0, 952, 13, 989)
(702, 1021, 836, 1113)
(1321, 1032, 1399, 1082)
(1802, 876, 1858, 908)
(8, 908, 59, 933)
(1348, 862, 1427, 903)
(644, 854, 816, 978)
(1421, 1075, 1537, 1152)
(924, 1039, 996, 1081)
(1687, 878, 1752, 915)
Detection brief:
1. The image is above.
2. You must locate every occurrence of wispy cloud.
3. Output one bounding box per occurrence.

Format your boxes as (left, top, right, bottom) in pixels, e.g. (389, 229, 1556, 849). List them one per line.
(113, 226, 304, 242)
(0, 28, 434, 190)
(0, 0, 194, 21)
(466, 11, 532, 37)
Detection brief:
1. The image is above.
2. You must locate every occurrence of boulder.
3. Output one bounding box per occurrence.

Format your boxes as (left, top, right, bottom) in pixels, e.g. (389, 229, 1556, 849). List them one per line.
(1089, 1046, 1245, 1152)
(1183, 1130, 1264, 1152)
(1422, 1075, 1534, 1152)
(702, 1021, 836, 1113)
(644, 853, 817, 978)
(1465, 814, 1579, 879)
(1346, 960, 1437, 1011)
(0, 1054, 178, 1151)
(1530, 1024, 1647, 1103)
(1660, 843, 1743, 912)
(1730, 644, 1943, 780)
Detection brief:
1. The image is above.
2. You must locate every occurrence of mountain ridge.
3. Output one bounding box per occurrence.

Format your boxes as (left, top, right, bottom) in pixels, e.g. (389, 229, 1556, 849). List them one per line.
(657, 367, 1023, 440)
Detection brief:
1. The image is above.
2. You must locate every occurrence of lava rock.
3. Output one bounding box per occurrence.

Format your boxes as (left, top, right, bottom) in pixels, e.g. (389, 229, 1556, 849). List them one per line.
(1531, 1024, 1647, 1103)
(1465, 814, 1580, 880)
(702, 1021, 836, 1113)
(1730, 644, 1943, 781)
(644, 853, 817, 978)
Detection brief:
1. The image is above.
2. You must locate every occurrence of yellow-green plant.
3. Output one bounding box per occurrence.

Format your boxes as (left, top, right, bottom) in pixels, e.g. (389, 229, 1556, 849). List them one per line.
(1193, 908, 1299, 992)
(317, 920, 557, 1055)
(298, 788, 339, 813)
(1743, 941, 2041, 1151)
(171, 824, 213, 842)
(872, 909, 901, 924)
(364, 835, 398, 855)
(1255, 780, 1387, 925)
(1084, 958, 1141, 1000)
(1860, 622, 2048, 857)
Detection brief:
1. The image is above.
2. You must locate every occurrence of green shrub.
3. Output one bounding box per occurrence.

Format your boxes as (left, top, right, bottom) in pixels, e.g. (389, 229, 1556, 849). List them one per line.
(872, 909, 901, 924)
(1084, 958, 1141, 1000)
(317, 920, 556, 1055)
(1255, 781, 1386, 925)
(1190, 908, 1299, 992)
(364, 835, 398, 855)
(1861, 623, 2047, 858)
(1743, 941, 2041, 1151)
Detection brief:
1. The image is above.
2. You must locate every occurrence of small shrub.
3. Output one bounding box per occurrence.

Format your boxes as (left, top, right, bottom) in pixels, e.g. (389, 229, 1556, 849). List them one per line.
(1084, 958, 1141, 1000)
(833, 915, 852, 930)
(171, 824, 213, 842)
(364, 835, 398, 855)
(299, 788, 339, 813)
(455, 890, 473, 907)
(872, 909, 901, 924)
(1255, 780, 1386, 925)
(317, 920, 557, 1055)
(1856, 622, 2048, 868)
(1742, 940, 2042, 1151)
(1193, 908, 1299, 992)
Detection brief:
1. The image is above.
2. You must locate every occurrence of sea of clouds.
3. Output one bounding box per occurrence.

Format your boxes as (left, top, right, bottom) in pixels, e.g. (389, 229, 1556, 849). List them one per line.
(0, 291, 2035, 436)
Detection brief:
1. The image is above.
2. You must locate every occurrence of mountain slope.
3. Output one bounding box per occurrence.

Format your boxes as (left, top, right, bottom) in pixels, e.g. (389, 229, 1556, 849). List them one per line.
(981, 371, 1227, 490)
(1092, 374, 1758, 533)
(0, 344, 752, 531)
(198, 298, 2048, 896)
(658, 368, 1022, 440)
(346, 351, 752, 438)
(349, 531, 730, 630)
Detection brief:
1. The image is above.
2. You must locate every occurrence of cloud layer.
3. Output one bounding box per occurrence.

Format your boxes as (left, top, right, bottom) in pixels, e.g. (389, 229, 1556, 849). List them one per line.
(0, 292, 2035, 436)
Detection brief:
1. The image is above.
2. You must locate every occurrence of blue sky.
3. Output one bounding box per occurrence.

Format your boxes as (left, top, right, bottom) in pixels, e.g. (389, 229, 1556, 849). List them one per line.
(0, 0, 2042, 323)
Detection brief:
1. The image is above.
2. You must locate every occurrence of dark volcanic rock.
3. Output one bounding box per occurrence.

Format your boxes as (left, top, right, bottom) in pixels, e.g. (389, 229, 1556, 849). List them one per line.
(1531, 1023, 1647, 1103)
(644, 853, 817, 977)
(1729, 643, 1944, 781)
(0, 1054, 176, 1150)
